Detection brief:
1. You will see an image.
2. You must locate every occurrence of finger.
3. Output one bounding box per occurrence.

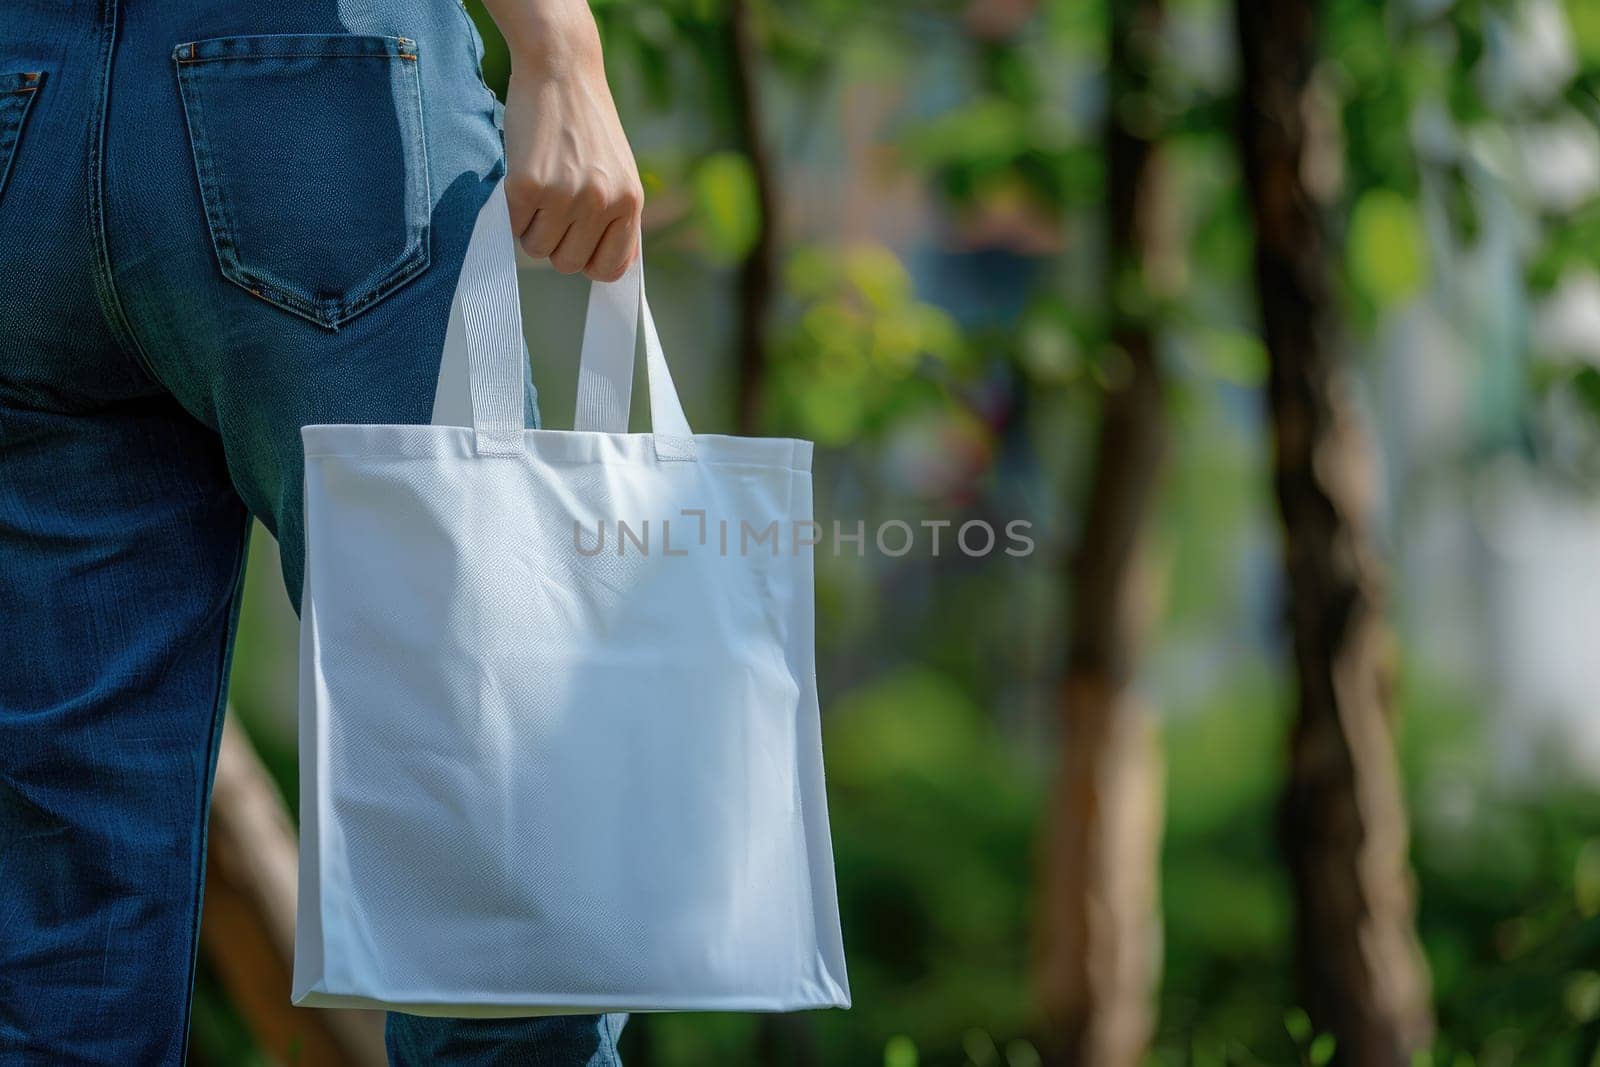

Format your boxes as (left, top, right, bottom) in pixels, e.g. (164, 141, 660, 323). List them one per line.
(548, 208, 612, 276)
(503, 175, 539, 235)
(584, 215, 639, 282)
(519, 207, 573, 262)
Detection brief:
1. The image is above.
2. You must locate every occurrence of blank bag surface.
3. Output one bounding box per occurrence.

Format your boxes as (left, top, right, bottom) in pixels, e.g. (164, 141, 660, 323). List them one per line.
(291, 178, 849, 1016)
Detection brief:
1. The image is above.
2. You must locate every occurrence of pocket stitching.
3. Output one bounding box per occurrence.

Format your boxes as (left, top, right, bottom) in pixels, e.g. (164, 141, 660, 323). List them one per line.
(175, 34, 418, 63)
(0, 71, 44, 201)
(172, 37, 431, 330)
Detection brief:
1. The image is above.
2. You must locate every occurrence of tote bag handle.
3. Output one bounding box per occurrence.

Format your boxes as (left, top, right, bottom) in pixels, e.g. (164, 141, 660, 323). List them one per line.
(456, 177, 694, 456)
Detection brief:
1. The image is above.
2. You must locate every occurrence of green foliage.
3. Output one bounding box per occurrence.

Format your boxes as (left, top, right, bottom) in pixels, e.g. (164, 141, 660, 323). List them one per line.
(1573, 0, 1600, 70)
(1529, 197, 1600, 293)
(823, 670, 1037, 1041)
(1349, 188, 1431, 310)
(885, 1033, 920, 1067)
(897, 97, 1099, 218)
(690, 150, 762, 264)
(1188, 326, 1268, 389)
(771, 244, 968, 444)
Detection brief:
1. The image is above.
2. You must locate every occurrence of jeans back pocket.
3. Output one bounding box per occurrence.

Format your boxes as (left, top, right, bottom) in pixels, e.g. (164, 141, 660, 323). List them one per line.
(0, 71, 43, 202)
(174, 35, 430, 329)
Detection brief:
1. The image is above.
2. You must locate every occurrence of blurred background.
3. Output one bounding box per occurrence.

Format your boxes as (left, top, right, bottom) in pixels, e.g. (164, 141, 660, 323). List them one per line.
(198, 0, 1600, 1063)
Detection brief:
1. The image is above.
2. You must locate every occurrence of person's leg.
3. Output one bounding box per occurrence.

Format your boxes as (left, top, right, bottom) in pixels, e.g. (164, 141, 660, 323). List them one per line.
(0, 8, 252, 1063)
(101, 0, 615, 1059)
(0, 397, 251, 1067)
(386, 1013, 628, 1067)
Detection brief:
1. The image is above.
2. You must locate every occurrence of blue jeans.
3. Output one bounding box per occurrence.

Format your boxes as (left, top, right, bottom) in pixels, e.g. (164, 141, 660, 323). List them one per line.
(0, 1, 620, 1062)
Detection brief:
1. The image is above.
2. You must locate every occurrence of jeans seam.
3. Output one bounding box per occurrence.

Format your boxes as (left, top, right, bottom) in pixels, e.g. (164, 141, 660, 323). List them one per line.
(173, 60, 241, 313)
(449, 0, 501, 112)
(602, 1014, 624, 1066)
(89, 0, 161, 387)
(176, 53, 418, 64)
(176, 518, 252, 1066)
(174, 34, 416, 63)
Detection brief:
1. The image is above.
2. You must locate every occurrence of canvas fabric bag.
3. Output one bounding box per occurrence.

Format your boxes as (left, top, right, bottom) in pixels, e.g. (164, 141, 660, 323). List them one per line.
(291, 178, 850, 1016)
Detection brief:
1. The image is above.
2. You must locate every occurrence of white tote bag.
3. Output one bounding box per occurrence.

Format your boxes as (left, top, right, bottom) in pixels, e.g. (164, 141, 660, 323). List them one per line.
(291, 178, 850, 1016)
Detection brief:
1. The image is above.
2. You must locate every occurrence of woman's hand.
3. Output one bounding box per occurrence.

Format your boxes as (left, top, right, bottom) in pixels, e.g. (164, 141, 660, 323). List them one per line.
(482, 0, 643, 282)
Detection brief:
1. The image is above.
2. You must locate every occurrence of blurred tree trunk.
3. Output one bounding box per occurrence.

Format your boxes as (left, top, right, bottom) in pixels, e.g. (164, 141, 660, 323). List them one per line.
(201, 715, 386, 1066)
(1233, 2, 1435, 1063)
(1036, 2, 1168, 1064)
(728, 0, 776, 435)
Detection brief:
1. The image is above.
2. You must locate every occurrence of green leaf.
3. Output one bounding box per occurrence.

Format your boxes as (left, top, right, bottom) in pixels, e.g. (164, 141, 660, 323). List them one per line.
(691, 151, 761, 265)
(962, 1029, 1000, 1067)
(1309, 1033, 1337, 1066)
(899, 98, 1032, 169)
(1003, 1038, 1042, 1067)
(884, 1034, 919, 1067)
(1196, 328, 1269, 388)
(1284, 1008, 1313, 1045)
(1568, 366, 1600, 422)
(1565, 970, 1600, 1022)
(1349, 188, 1429, 309)
(1577, 838, 1600, 917)
(827, 671, 986, 787)
(1569, 0, 1600, 67)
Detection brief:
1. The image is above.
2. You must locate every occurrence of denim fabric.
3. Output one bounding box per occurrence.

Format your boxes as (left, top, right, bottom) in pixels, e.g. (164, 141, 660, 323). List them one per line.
(0, 71, 42, 196)
(173, 32, 434, 327)
(0, 1, 612, 1064)
(388, 1013, 626, 1067)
